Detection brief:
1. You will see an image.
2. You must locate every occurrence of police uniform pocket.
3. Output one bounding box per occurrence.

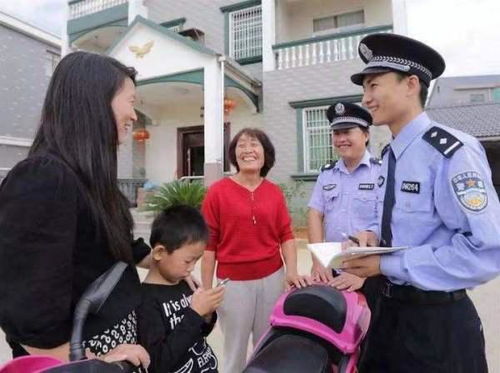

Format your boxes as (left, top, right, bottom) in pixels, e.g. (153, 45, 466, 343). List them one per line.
(397, 191, 433, 212)
(352, 193, 377, 217)
(323, 188, 340, 211)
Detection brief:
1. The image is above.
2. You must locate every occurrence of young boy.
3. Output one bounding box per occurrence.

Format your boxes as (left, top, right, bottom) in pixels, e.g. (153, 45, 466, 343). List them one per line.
(138, 205, 225, 373)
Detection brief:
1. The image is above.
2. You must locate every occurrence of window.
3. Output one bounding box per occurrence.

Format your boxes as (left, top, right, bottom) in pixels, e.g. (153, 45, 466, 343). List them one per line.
(313, 10, 364, 35)
(470, 93, 485, 103)
(160, 18, 186, 33)
(229, 5, 262, 61)
(303, 106, 336, 173)
(45, 51, 60, 77)
(492, 88, 500, 102)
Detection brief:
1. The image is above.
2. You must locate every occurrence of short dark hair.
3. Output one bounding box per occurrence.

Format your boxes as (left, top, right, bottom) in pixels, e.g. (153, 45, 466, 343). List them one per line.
(228, 128, 275, 177)
(395, 72, 428, 108)
(149, 205, 208, 253)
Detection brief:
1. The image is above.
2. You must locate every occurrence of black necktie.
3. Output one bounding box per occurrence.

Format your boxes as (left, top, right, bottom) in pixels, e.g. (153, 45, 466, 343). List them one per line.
(381, 148, 396, 247)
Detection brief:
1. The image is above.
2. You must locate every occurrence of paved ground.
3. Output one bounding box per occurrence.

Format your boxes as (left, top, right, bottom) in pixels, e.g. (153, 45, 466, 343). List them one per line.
(2, 243, 499, 372)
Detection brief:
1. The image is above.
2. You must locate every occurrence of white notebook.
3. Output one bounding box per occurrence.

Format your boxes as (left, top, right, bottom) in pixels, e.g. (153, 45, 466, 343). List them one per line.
(307, 242, 408, 269)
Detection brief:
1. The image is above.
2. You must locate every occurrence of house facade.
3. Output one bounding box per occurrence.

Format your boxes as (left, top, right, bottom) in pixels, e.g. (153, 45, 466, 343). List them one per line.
(428, 75, 500, 196)
(65, 0, 402, 196)
(0, 11, 60, 183)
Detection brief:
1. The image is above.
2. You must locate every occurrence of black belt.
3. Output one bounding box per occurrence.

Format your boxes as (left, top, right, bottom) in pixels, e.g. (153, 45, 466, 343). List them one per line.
(381, 281, 466, 305)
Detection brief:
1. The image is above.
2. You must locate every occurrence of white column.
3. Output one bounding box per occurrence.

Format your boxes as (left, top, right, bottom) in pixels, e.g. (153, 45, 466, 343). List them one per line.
(203, 57, 225, 186)
(128, 0, 148, 24)
(262, 0, 276, 72)
(392, 0, 408, 35)
(62, 2, 70, 56)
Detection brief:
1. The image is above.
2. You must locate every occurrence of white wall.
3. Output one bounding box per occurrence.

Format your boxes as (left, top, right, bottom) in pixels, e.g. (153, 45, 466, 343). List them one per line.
(144, 97, 263, 184)
(110, 22, 214, 80)
(276, 0, 392, 43)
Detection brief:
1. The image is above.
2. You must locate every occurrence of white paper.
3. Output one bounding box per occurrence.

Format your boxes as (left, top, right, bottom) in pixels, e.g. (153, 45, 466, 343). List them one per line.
(307, 242, 408, 269)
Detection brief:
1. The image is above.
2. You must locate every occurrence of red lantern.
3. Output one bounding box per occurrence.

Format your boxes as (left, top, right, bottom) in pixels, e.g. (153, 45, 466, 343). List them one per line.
(132, 128, 150, 142)
(224, 97, 236, 114)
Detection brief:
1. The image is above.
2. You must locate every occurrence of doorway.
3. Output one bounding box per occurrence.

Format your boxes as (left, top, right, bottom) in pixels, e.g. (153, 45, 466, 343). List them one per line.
(177, 124, 231, 178)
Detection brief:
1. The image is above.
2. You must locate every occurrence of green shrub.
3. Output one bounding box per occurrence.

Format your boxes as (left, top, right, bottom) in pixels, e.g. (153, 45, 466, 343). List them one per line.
(278, 180, 307, 228)
(142, 180, 206, 213)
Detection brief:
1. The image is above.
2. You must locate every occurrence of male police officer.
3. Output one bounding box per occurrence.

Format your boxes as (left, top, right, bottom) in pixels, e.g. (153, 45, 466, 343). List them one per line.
(343, 33, 500, 372)
(308, 102, 380, 294)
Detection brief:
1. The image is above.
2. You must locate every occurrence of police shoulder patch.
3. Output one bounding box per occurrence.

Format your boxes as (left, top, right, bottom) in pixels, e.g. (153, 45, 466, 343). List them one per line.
(423, 126, 463, 158)
(451, 171, 488, 212)
(321, 160, 337, 172)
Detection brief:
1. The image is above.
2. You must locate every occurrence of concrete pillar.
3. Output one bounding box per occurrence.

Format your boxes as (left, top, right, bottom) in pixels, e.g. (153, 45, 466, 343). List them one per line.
(128, 0, 148, 24)
(62, 2, 70, 56)
(262, 0, 276, 72)
(391, 0, 408, 35)
(203, 58, 225, 186)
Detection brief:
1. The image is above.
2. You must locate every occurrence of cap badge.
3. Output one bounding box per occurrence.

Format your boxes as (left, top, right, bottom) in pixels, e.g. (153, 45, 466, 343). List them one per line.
(335, 103, 345, 115)
(359, 43, 373, 60)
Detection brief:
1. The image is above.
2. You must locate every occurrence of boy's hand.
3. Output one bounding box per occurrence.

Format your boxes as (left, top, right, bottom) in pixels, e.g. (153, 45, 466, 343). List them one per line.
(285, 271, 311, 290)
(311, 262, 334, 283)
(328, 272, 365, 292)
(190, 287, 224, 317)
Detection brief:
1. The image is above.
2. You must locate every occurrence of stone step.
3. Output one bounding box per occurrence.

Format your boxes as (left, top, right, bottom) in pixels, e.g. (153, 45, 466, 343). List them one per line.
(134, 221, 152, 230)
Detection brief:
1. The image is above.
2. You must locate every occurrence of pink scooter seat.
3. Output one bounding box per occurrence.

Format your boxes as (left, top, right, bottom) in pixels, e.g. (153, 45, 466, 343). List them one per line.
(0, 355, 63, 373)
(271, 284, 371, 354)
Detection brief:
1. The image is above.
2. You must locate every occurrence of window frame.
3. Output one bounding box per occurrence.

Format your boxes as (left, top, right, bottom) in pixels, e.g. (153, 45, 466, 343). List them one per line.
(221, 0, 262, 65)
(289, 95, 363, 180)
(302, 105, 335, 173)
(313, 9, 365, 36)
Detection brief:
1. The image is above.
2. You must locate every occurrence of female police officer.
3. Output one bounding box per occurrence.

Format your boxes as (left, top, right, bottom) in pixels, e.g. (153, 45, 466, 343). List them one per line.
(308, 102, 380, 295)
(343, 33, 500, 372)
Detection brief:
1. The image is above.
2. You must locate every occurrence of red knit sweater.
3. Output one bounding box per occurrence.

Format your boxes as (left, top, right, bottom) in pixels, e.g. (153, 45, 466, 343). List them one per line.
(202, 178, 294, 280)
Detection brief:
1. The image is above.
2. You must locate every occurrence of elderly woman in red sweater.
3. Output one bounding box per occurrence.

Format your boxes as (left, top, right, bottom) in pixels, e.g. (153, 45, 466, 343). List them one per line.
(201, 128, 309, 373)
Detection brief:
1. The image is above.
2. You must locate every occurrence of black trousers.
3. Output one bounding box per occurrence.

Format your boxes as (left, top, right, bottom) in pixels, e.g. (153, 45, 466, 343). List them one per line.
(359, 294, 488, 373)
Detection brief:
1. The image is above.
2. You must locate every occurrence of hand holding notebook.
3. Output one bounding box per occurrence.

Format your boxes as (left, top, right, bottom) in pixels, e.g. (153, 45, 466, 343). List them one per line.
(307, 242, 408, 269)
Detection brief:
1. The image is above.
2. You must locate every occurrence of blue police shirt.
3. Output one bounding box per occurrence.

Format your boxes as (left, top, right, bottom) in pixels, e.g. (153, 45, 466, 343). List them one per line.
(308, 150, 381, 242)
(377, 112, 500, 291)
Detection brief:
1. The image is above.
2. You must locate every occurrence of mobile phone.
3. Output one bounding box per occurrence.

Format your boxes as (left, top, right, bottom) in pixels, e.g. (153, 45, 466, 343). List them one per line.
(217, 278, 230, 287)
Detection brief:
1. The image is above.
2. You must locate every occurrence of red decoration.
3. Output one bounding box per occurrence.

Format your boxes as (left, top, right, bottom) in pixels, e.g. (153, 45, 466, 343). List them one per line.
(224, 97, 237, 114)
(132, 128, 150, 142)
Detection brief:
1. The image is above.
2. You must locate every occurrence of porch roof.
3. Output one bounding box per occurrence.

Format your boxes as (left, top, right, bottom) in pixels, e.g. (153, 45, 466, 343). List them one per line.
(107, 15, 260, 111)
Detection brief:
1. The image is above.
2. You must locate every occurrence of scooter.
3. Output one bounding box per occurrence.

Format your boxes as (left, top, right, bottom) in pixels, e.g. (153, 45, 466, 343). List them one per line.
(243, 284, 371, 373)
(0, 262, 137, 372)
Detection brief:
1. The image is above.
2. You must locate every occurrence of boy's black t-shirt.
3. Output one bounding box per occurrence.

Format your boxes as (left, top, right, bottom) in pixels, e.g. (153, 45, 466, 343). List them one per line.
(138, 280, 218, 373)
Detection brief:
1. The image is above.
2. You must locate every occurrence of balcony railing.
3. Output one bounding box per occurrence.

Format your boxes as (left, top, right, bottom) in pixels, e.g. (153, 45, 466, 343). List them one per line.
(273, 25, 392, 70)
(69, 0, 128, 20)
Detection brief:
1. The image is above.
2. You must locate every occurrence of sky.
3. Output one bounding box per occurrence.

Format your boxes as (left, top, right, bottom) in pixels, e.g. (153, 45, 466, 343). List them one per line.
(0, 0, 498, 77)
(0, 0, 65, 36)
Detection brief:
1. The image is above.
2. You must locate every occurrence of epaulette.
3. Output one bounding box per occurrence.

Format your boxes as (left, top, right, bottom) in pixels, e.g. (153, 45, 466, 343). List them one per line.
(370, 157, 382, 165)
(320, 160, 337, 172)
(422, 126, 463, 158)
(381, 144, 391, 158)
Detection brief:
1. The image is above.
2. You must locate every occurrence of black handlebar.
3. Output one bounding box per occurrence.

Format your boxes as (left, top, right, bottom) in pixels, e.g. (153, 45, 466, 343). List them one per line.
(69, 262, 128, 361)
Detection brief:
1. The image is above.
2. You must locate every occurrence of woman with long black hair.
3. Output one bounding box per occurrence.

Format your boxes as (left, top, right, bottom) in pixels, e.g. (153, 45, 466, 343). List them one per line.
(0, 52, 150, 369)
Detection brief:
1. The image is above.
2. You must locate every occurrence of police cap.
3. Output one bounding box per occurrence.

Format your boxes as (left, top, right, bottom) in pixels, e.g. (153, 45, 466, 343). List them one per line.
(326, 102, 372, 130)
(351, 33, 445, 87)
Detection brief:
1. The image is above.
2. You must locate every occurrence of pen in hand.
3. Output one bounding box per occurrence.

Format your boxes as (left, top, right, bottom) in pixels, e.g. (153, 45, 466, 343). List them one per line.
(341, 232, 360, 246)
